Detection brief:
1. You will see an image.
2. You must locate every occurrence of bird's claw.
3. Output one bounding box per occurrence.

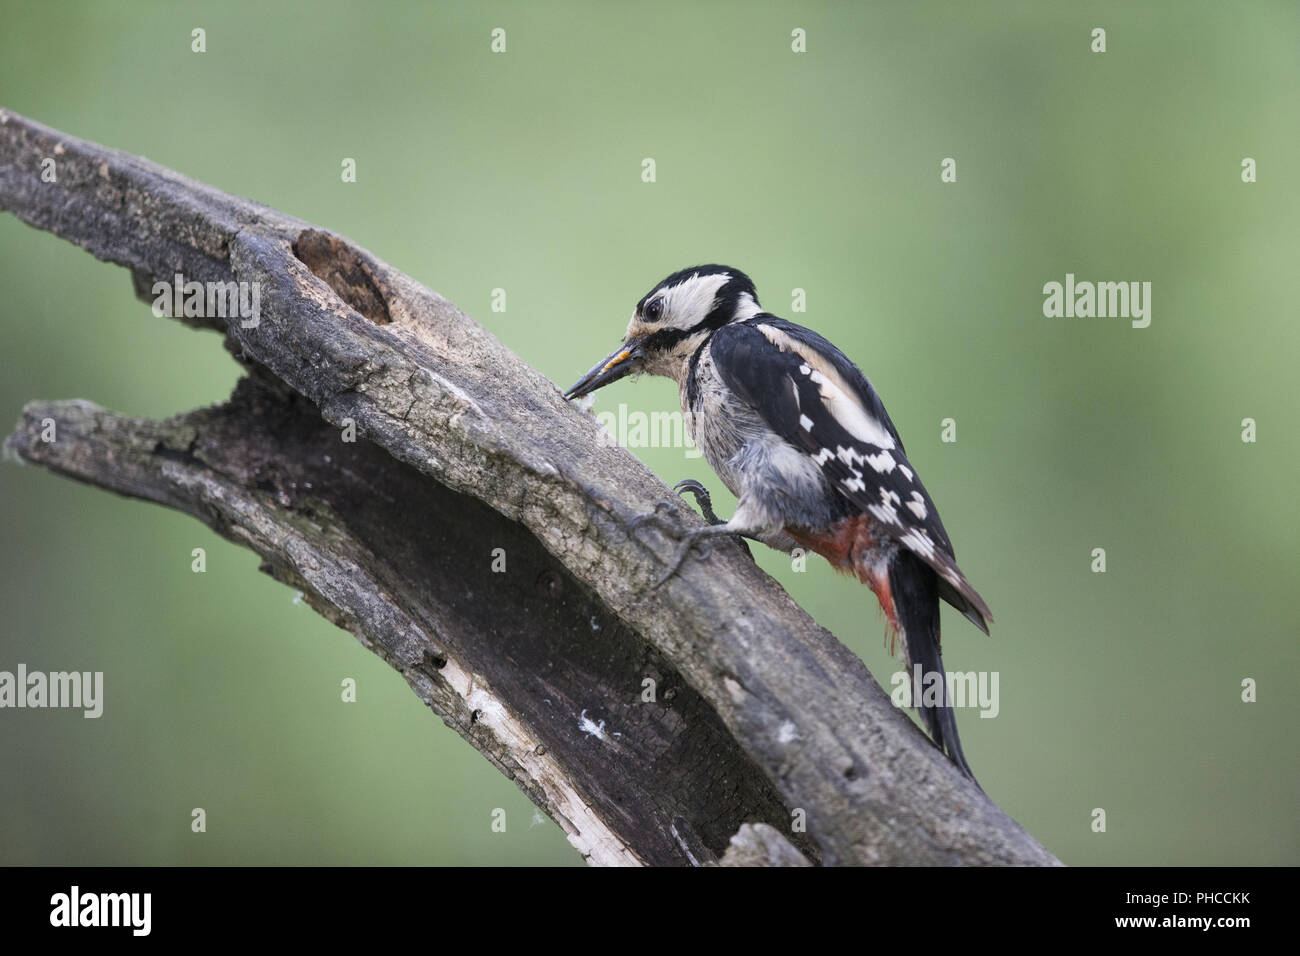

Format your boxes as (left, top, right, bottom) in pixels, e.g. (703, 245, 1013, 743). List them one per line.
(654, 527, 718, 588)
(628, 500, 713, 587)
(672, 478, 725, 525)
(633, 481, 754, 588)
(673, 477, 755, 565)
(628, 499, 679, 536)
(629, 479, 720, 538)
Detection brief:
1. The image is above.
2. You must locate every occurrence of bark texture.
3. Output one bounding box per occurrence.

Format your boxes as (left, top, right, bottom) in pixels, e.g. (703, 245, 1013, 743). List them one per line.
(0, 108, 1061, 866)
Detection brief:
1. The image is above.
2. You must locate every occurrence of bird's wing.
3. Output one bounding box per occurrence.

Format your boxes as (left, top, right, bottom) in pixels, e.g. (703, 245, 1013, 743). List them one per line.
(708, 317, 992, 630)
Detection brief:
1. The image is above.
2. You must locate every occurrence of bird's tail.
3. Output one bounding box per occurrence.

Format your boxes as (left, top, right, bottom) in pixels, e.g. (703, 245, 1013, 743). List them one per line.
(888, 550, 979, 786)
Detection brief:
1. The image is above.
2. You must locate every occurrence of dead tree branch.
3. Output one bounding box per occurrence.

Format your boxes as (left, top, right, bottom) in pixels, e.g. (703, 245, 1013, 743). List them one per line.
(0, 108, 1060, 866)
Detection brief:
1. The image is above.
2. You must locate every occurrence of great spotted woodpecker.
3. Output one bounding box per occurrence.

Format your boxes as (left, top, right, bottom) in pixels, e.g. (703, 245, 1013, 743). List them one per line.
(565, 265, 992, 781)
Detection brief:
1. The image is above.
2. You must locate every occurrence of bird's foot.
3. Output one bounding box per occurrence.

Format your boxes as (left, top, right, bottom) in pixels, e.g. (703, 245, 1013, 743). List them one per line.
(672, 478, 724, 525)
(631, 482, 753, 587)
(628, 498, 682, 538)
(654, 524, 731, 587)
(629, 479, 722, 537)
(673, 478, 754, 564)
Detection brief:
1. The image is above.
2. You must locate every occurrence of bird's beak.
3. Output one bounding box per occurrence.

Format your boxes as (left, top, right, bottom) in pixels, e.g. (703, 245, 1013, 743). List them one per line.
(564, 337, 646, 400)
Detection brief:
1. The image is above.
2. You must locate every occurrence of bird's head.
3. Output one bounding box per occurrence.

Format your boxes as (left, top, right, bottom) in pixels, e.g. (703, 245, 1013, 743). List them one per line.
(564, 264, 761, 399)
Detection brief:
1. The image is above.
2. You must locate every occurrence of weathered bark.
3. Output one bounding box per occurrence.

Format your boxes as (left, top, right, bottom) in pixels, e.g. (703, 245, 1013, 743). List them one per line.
(718, 824, 814, 867)
(0, 108, 1061, 866)
(7, 378, 817, 866)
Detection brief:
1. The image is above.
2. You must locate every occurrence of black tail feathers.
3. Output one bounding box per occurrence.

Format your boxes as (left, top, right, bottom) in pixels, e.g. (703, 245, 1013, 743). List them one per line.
(888, 551, 980, 788)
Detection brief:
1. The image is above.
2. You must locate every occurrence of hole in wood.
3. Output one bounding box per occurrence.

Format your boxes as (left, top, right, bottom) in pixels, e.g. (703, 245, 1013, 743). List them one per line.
(293, 229, 392, 324)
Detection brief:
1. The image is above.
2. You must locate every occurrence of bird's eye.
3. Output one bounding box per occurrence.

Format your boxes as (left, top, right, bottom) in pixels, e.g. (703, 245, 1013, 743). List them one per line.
(645, 298, 663, 322)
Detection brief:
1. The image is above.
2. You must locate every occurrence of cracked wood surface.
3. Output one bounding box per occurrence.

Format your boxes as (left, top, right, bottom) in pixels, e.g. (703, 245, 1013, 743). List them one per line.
(6, 377, 808, 866)
(0, 108, 1061, 866)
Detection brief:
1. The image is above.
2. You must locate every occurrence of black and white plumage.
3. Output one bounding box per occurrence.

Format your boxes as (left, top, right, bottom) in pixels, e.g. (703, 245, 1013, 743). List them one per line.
(565, 265, 992, 781)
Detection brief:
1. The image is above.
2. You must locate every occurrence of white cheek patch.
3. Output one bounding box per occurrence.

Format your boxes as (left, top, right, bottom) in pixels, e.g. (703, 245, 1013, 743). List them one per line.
(662, 272, 733, 330)
(733, 291, 762, 321)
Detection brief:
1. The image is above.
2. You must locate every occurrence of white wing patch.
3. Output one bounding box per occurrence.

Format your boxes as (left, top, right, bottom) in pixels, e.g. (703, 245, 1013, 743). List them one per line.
(755, 323, 897, 451)
(799, 414, 814, 432)
(906, 491, 927, 518)
(864, 449, 896, 474)
(900, 528, 936, 559)
(867, 487, 904, 526)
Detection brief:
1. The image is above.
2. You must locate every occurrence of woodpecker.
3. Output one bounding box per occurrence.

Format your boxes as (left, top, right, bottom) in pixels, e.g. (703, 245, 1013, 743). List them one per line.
(564, 265, 992, 781)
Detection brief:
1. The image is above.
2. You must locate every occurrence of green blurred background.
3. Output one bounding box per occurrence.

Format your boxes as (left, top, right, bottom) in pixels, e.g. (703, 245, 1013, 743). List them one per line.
(1, 1, 1296, 866)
